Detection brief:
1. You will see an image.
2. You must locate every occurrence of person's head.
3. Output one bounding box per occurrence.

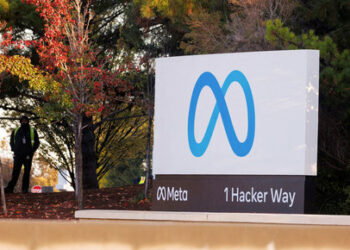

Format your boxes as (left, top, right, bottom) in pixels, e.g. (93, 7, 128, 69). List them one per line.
(20, 115, 30, 127)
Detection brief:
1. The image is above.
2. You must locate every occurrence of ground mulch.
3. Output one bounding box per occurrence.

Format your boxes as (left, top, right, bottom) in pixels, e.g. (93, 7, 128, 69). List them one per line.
(0, 184, 151, 220)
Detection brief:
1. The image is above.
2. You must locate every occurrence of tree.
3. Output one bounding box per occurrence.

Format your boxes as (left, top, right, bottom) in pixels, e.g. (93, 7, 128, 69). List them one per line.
(30, 0, 139, 208)
(129, 0, 232, 57)
(180, 0, 298, 54)
(95, 106, 148, 181)
(99, 156, 145, 188)
(1, 0, 136, 208)
(0, 1, 150, 192)
(0, 0, 43, 34)
(295, 0, 350, 50)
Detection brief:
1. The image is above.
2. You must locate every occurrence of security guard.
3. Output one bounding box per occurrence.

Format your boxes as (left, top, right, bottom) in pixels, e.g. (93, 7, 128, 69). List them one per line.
(5, 115, 40, 193)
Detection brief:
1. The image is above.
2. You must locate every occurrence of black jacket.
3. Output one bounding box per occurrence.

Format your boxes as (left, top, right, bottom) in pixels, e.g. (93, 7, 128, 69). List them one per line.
(10, 125, 40, 156)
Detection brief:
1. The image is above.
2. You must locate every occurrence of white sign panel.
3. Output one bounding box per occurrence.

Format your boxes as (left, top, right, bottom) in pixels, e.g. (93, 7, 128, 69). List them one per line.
(153, 50, 319, 176)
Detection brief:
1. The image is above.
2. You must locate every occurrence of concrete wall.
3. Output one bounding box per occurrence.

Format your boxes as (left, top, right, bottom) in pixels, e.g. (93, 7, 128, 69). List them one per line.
(0, 219, 349, 250)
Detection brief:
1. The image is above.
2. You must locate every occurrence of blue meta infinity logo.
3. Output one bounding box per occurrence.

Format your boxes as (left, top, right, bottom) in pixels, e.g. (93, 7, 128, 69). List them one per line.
(187, 70, 255, 157)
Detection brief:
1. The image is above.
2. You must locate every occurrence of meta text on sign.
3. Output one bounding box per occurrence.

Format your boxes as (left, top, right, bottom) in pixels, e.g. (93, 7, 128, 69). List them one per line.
(157, 186, 189, 202)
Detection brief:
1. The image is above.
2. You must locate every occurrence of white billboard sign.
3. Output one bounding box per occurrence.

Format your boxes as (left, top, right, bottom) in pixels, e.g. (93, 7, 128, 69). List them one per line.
(153, 50, 319, 176)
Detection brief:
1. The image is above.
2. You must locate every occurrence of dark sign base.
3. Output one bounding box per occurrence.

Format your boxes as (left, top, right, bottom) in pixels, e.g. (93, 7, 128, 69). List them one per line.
(152, 175, 315, 214)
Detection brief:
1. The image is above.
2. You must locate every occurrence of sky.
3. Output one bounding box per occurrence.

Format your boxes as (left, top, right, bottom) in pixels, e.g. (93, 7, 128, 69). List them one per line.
(0, 110, 12, 158)
(0, 127, 11, 158)
(0, 127, 6, 138)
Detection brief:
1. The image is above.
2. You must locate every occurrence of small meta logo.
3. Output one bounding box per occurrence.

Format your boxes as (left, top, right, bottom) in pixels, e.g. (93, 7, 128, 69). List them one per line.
(157, 186, 188, 201)
(188, 70, 255, 157)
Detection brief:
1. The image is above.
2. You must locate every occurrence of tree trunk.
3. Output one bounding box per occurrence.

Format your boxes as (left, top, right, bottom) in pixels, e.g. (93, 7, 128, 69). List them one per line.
(82, 114, 99, 189)
(74, 113, 84, 209)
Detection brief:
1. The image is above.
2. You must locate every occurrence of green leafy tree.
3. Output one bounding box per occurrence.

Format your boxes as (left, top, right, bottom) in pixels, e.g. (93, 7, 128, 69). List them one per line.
(180, 0, 298, 54)
(99, 156, 145, 188)
(0, 0, 43, 35)
(95, 106, 148, 181)
(295, 0, 350, 50)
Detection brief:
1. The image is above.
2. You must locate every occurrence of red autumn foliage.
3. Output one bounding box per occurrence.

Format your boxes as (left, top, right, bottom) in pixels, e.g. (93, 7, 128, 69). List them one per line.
(2, 0, 139, 117)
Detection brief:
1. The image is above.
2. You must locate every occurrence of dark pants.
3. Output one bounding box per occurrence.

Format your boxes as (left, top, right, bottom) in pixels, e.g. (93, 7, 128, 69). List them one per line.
(6, 154, 33, 193)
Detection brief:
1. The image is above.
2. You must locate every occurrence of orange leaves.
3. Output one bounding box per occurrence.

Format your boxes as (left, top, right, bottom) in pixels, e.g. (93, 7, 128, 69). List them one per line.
(23, 0, 74, 72)
(0, 55, 43, 85)
(137, 0, 195, 21)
